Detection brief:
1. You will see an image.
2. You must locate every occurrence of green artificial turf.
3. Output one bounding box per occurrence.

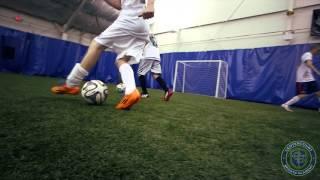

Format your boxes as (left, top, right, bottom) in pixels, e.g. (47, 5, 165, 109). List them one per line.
(0, 73, 319, 180)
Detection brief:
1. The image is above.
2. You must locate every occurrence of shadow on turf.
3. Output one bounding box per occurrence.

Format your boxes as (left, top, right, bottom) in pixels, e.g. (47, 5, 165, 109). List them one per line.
(25, 96, 111, 109)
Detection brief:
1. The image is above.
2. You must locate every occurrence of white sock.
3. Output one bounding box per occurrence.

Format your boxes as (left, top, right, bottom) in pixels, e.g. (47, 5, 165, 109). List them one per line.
(284, 96, 300, 106)
(119, 63, 136, 95)
(66, 63, 89, 87)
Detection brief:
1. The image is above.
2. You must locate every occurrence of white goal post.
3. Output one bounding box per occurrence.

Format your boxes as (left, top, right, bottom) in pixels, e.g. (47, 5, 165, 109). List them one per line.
(173, 60, 228, 98)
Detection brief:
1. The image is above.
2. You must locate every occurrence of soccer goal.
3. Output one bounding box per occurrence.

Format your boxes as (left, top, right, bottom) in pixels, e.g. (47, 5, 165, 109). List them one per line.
(173, 60, 228, 98)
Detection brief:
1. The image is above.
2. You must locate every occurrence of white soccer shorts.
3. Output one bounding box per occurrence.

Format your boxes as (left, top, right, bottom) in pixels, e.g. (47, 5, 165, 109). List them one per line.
(138, 59, 162, 76)
(94, 16, 149, 64)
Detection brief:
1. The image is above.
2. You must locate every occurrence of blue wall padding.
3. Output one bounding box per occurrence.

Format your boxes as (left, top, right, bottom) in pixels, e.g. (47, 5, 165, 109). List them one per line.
(0, 26, 319, 109)
(158, 46, 319, 109)
(0, 26, 119, 83)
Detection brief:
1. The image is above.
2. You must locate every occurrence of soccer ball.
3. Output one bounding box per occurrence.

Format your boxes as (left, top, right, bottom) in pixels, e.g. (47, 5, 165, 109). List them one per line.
(116, 83, 126, 93)
(81, 80, 108, 105)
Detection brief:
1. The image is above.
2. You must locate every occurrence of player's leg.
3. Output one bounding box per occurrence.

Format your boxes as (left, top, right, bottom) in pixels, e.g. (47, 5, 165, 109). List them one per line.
(67, 40, 105, 87)
(117, 58, 137, 95)
(315, 90, 320, 112)
(152, 73, 173, 101)
(281, 82, 314, 112)
(137, 59, 153, 98)
(152, 73, 166, 91)
(151, 61, 173, 101)
(51, 40, 105, 94)
(281, 94, 307, 112)
(115, 57, 141, 110)
(307, 81, 320, 112)
(139, 75, 149, 98)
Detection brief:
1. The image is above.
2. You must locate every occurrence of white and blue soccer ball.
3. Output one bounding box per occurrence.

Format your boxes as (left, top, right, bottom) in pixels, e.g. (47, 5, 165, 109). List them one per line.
(116, 83, 126, 93)
(81, 80, 108, 105)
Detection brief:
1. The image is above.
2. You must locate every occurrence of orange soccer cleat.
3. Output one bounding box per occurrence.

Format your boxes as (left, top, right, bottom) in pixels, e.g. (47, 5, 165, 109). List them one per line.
(116, 89, 141, 110)
(51, 84, 80, 95)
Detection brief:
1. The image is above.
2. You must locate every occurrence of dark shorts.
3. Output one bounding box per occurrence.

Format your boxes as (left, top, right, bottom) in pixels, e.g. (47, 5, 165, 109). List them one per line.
(296, 81, 320, 95)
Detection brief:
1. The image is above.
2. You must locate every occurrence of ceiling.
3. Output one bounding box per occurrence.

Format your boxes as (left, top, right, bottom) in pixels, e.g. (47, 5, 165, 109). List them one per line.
(0, 0, 120, 35)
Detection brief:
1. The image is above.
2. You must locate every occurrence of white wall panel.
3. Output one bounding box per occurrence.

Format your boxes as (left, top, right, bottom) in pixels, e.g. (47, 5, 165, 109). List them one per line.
(153, 1, 320, 53)
(0, 7, 95, 46)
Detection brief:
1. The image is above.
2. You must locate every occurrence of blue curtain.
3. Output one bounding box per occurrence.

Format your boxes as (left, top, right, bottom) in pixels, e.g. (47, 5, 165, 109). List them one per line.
(0, 26, 119, 83)
(158, 46, 319, 109)
(0, 26, 319, 109)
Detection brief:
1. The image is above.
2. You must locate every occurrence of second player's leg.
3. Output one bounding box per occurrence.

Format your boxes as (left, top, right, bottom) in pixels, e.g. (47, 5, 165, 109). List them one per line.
(152, 73, 168, 92)
(139, 75, 149, 97)
(138, 60, 153, 97)
(152, 73, 173, 101)
(151, 61, 173, 101)
(151, 61, 168, 93)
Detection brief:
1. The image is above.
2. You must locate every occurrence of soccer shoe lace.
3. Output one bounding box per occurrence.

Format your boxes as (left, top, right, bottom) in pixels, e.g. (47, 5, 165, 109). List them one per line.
(116, 89, 141, 110)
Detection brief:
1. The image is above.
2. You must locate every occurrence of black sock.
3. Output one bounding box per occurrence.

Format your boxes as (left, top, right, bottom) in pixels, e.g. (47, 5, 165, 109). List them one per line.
(139, 75, 148, 94)
(117, 71, 122, 84)
(156, 76, 168, 92)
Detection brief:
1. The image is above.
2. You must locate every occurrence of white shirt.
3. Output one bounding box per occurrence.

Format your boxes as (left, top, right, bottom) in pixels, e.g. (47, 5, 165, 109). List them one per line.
(296, 52, 315, 82)
(94, 0, 149, 64)
(113, 0, 149, 42)
(120, 0, 146, 17)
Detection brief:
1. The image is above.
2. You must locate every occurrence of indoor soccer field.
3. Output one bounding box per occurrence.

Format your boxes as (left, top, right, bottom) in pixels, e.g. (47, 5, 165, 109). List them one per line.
(1, 0, 320, 179)
(0, 73, 319, 179)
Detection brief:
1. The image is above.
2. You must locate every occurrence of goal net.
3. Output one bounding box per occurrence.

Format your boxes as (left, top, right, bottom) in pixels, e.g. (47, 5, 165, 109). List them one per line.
(173, 60, 228, 98)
